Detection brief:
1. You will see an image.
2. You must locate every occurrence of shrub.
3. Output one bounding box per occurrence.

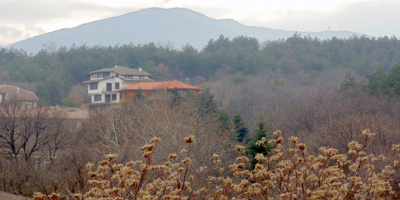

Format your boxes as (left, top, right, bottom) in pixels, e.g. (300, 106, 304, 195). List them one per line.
(34, 129, 400, 199)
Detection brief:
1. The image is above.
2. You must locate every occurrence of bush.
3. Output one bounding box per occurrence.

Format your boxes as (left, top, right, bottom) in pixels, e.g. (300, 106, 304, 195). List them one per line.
(34, 129, 400, 199)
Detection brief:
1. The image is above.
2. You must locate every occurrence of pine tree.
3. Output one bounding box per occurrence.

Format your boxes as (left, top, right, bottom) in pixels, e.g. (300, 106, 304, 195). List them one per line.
(340, 71, 357, 91)
(247, 118, 273, 169)
(233, 114, 248, 143)
(134, 88, 145, 99)
(169, 88, 182, 107)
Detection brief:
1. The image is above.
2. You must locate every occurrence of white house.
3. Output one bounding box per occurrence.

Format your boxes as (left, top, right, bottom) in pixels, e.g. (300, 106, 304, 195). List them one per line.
(0, 85, 39, 107)
(83, 66, 154, 104)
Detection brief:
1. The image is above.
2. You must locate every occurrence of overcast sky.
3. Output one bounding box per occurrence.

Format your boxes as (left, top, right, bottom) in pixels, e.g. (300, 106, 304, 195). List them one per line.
(1, 0, 400, 46)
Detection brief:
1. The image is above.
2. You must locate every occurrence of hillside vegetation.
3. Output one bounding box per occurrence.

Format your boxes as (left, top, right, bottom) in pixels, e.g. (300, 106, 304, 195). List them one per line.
(1, 34, 400, 106)
(3, 34, 400, 198)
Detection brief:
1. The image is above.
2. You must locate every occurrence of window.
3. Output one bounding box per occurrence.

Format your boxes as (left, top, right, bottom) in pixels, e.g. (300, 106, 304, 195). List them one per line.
(105, 94, 111, 102)
(115, 82, 120, 90)
(112, 94, 117, 101)
(92, 72, 110, 79)
(106, 83, 112, 91)
(90, 83, 98, 90)
(94, 94, 101, 102)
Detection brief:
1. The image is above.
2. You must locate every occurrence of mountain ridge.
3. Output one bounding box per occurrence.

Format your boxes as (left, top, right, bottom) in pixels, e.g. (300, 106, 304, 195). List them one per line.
(10, 7, 361, 54)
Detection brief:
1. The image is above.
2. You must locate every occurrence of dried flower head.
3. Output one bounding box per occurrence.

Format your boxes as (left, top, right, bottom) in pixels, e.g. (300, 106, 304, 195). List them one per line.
(297, 143, 307, 151)
(182, 158, 192, 165)
(273, 130, 281, 137)
(105, 154, 118, 162)
(140, 144, 155, 152)
(150, 137, 161, 144)
(362, 129, 375, 137)
(236, 145, 246, 152)
(169, 154, 178, 160)
(288, 136, 299, 144)
(48, 193, 60, 200)
(86, 163, 95, 170)
(275, 137, 283, 144)
(184, 135, 195, 144)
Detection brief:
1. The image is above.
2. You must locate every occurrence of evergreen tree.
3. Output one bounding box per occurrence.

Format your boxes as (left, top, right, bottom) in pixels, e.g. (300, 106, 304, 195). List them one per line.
(233, 114, 248, 143)
(218, 111, 231, 132)
(134, 88, 145, 99)
(195, 88, 218, 117)
(247, 118, 273, 169)
(169, 88, 182, 107)
(340, 71, 357, 91)
(385, 63, 400, 95)
(367, 67, 387, 95)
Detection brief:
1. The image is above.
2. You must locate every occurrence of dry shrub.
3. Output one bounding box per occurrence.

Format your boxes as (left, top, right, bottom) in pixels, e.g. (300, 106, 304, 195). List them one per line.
(83, 96, 233, 169)
(273, 90, 400, 157)
(35, 129, 400, 199)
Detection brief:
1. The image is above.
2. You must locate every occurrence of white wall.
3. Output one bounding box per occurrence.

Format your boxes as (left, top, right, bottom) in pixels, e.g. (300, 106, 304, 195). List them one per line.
(88, 77, 122, 103)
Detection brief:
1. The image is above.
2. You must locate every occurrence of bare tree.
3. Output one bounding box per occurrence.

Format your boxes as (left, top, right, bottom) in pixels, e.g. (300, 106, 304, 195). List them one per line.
(83, 94, 233, 168)
(0, 100, 69, 161)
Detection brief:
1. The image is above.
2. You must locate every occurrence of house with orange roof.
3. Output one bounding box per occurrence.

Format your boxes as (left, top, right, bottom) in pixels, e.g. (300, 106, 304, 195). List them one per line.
(82, 66, 154, 104)
(118, 80, 203, 103)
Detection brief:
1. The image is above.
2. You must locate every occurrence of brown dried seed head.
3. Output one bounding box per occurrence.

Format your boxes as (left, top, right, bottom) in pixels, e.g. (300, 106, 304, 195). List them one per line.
(184, 135, 195, 144)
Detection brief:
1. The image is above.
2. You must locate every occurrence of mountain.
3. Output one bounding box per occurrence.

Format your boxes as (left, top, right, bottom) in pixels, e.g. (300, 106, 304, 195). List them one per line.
(10, 7, 361, 54)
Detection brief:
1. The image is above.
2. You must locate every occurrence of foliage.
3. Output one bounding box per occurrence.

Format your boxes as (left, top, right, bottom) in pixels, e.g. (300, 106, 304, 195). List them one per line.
(34, 129, 400, 199)
(192, 88, 218, 117)
(133, 88, 145, 100)
(168, 88, 182, 107)
(339, 71, 358, 91)
(2, 35, 400, 105)
(232, 114, 248, 143)
(366, 64, 400, 96)
(247, 118, 273, 169)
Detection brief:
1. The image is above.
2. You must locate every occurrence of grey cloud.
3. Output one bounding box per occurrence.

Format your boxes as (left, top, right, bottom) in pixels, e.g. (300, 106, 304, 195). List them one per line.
(256, 0, 400, 37)
(330, 1, 400, 36)
(0, 26, 23, 37)
(0, 0, 73, 23)
(0, 0, 131, 23)
(0, 26, 25, 46)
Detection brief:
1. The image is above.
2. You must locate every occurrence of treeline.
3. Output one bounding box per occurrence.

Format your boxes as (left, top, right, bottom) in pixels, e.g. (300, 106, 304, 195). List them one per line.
(1, 34, 400, 105)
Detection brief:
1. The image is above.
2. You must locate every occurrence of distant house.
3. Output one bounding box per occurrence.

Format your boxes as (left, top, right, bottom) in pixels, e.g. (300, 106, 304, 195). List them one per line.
(118, 80, 204, 103)
(0, 85, 39, 107)
(83, 66, 154, 104)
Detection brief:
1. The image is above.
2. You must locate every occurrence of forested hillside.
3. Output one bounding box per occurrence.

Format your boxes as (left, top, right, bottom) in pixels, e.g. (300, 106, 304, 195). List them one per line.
(1, 34, 400, 106)
(3, 34, 400, 198)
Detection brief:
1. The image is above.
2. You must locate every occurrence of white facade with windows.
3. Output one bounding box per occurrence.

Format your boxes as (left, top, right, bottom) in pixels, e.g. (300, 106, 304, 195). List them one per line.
(83, 66, 154, 104)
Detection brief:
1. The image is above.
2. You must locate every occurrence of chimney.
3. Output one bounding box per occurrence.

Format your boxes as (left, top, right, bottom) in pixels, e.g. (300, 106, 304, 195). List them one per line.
(185, 78, 190, 84)
(139, 68, 142, 71)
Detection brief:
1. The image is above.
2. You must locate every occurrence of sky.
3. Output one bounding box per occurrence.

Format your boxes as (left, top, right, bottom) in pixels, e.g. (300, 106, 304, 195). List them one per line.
(1, 0, 400, 46)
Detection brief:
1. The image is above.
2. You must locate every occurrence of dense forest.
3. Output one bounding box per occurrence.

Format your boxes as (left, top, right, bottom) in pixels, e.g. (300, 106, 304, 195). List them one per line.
(1, 34, 400, 106)
(3, 34, 400, 198)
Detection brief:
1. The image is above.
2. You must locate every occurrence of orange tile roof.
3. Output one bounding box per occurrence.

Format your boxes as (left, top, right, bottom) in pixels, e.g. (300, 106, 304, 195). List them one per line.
(118, 80, 203, 91)
(155, 80, 203, 90)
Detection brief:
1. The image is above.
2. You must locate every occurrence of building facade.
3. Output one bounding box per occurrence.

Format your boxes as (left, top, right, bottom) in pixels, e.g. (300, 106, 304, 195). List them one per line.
(83, 66, 154, 104)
